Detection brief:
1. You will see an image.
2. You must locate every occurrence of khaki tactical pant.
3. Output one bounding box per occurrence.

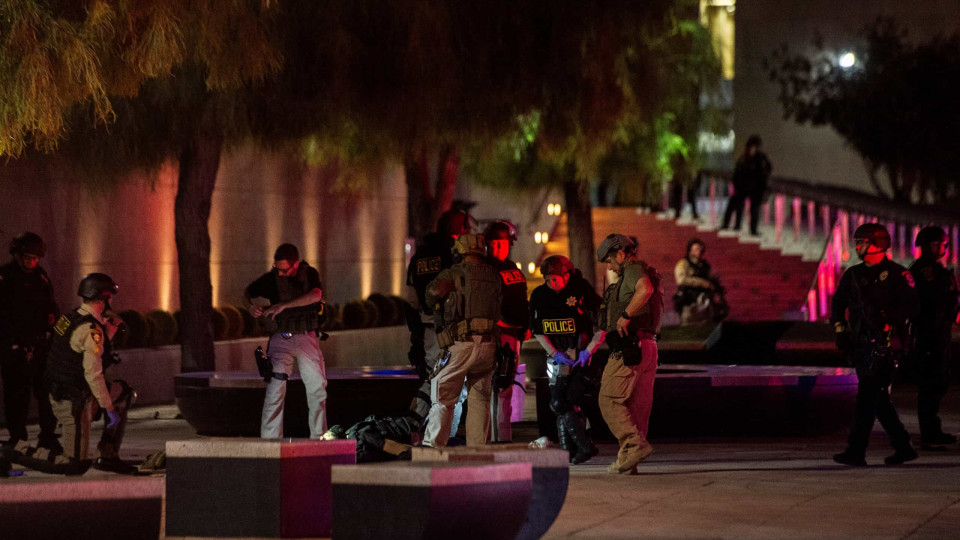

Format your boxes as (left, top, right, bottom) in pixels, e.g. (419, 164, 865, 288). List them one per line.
(599, 339, 658, 461)
(423, 335, 497, 448)
(262, 332, 327, 438)
(49, 381, 129, 462)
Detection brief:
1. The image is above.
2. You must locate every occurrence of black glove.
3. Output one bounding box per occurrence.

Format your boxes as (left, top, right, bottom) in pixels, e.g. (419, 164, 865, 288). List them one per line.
(835, 331, 852, 351)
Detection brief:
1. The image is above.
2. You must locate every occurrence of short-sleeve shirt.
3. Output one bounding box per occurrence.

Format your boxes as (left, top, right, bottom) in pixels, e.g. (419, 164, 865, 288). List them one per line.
(246, 263, 322, 305)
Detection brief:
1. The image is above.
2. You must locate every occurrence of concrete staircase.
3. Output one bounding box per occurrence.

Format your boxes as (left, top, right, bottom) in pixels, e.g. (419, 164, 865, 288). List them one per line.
(540, 207, 820, 322)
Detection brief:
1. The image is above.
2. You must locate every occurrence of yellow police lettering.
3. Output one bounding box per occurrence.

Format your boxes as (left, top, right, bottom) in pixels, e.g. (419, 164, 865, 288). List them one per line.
(542, 318, 576, 334)
(416, 257, 442, 275)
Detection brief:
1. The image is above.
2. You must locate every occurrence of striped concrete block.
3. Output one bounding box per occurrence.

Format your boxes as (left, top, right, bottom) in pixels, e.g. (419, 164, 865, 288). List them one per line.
(0, 476, 162, 540)
(165, 438, 356, 538)
(331, 461, 532, 540)
(411, 446, 570, 540)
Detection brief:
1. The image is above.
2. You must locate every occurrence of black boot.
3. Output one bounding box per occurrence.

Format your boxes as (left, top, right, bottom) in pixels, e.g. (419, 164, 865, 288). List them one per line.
(556, 417, 576, 460)
(561, 412, 598, 465)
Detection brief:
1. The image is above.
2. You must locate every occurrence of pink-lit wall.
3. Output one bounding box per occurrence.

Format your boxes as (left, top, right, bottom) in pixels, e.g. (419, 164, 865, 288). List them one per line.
(0, 142, 407, 313)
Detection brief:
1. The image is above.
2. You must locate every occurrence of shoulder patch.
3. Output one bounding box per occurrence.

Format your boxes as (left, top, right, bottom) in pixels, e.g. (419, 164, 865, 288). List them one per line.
(879, 270, 889, 282)
(90, 327, 103, 344)
(499, 269, 525, 285)
(53, 315, 72, 336)
(902, 271, 915, 288)
(416, 256, 442, 275)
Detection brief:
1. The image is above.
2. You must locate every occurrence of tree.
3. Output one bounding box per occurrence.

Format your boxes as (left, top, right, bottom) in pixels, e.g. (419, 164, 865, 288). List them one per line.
(465, 2, 721, 285)
(765, 19, 960, 205)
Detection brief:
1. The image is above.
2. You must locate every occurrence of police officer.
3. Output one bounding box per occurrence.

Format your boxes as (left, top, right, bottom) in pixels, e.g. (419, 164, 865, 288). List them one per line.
(529, 255, 603, 464)
(832, 223, 919, 466)
(484, 220, 528, 443)
(0, 232, 59, 452)
(40, 273, 136, 475)
(245, 244, 327, 438)
(909, 226, 960, 449)
(596, 234, 664, 474)
(405, 210, 471, 436)
(422, 233, 502, 448)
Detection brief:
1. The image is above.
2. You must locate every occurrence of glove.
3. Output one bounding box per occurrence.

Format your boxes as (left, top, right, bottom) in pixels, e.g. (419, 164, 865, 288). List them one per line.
(105, 410, 121, 430)
(835, 332, 852, 351)
(574, 350, 592, 367)
(552, 351, 573, 366)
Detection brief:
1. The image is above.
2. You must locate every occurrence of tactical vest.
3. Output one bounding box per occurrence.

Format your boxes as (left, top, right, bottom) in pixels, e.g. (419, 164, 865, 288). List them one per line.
(408, 235, 454, 314)
(531, 277, 597, 352)
(437, 259, 502, 347)
(45, 309, 109, 402)
(495, 257, 529, 329)
(261, 263, 324, 335)
(603, 260, 663, 335)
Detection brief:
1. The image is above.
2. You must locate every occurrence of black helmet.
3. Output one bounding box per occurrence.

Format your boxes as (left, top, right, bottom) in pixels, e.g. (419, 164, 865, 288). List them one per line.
(436, 209, 473, 238)
(78, 273, 118, 301)
(483, 220, 517, 244)
(596, 233, 637, 262)
(853, 223, 891, 251)
(540, 255, 574, 277)
(10, 232, 46, 257)
(915, 225, 947, 248)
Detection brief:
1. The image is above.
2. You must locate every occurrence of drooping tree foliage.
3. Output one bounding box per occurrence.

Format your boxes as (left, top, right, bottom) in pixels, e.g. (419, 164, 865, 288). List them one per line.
(766, 18, 960, 205)
(464, 1, 722, 284)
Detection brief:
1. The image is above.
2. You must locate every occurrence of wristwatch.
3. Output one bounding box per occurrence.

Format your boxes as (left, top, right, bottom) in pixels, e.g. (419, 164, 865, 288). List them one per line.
(620, 311, 632, 320)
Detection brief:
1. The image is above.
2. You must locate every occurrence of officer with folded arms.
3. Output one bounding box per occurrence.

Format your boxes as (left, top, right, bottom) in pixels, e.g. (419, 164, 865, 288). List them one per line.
(245, 243, 327, 439)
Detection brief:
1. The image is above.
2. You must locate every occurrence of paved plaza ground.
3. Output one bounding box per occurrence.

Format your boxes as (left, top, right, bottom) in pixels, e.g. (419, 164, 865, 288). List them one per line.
(5, 385, 960, 539)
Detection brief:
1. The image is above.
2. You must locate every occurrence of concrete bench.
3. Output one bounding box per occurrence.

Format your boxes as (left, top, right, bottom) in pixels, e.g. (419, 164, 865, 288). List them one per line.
(411, 446, 569, 540)
(331, 461, 532, 540)
(0, 476, 162, 540)
(165, 438, 356, 538)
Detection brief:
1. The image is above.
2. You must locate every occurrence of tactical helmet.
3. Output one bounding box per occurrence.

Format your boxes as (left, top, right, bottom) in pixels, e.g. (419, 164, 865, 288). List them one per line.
(915, 225, 947, 248)
(540, 255, 574, 277)
(483, 220, 518, 244)
(453, 233, 486, 256)
(437, 209, 473, 238)
(10, 232, 46, 257)
(853, 223, 891, 250)
(77, 273, 119, 301)
(596, 233, 637, 262)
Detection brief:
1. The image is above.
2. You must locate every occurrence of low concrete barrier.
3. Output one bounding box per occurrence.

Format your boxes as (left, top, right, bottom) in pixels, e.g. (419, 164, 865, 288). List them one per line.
(0, 476, 162, 540)
(165, 438, 356, 538)
(332, 461, 532, 540)
(412, 446, 569, 540)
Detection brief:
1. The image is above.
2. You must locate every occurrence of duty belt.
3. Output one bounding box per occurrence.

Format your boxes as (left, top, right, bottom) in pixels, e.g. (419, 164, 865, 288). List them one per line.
(437, 318, 498, 348)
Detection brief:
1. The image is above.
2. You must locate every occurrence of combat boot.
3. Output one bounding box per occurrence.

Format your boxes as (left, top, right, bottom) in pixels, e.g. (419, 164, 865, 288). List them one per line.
(884, 446, 918, 466)
(560, 412, 598, 465)
(556, 417, 575, 460)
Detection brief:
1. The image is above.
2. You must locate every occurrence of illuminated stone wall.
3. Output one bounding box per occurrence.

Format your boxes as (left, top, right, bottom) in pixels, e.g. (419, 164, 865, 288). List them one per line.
(0, 142, 407, 313)
(734, 0, 960, 193)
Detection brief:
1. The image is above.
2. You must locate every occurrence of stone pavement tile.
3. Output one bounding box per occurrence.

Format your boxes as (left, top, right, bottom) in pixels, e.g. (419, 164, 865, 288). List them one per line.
(904, 497, 960, 540)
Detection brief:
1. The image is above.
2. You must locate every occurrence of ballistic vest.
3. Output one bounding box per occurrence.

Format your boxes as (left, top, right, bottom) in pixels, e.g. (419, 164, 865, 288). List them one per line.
(603, 260, 663, 335)
(45, 309, 109, 402)
(271, 262, 324, 334)
(491, 257, 529, 330)
(408, 234, 454, 314)
(434, 258, 502, 344)
(530, 272, 598, 351)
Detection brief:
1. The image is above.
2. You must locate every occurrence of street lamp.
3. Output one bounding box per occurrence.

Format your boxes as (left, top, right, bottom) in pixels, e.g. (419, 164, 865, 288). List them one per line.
(839, 52, 856, 69)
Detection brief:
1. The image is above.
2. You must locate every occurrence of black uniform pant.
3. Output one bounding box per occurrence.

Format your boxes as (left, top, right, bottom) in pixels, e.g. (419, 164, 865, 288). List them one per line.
(915, 342, 950, 441)
(1, 345, 58, 446)
(846, 361, 911, 456)
(721, 189, 763, 234)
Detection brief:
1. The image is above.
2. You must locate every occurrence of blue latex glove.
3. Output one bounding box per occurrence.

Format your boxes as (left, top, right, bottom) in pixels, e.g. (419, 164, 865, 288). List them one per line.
(575, 350, 592, 367)
(105, 410, 121, 430)
(552, 351, 573, 366)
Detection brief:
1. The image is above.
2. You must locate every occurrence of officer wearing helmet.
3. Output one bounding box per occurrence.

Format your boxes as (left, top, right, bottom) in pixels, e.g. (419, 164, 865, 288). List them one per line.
(596, 233, 664, 474)
(529, 254, 602, 464)
(421, 233, 502, 448)
(483, 220, 529, 443)
(404, 209, 472, 438)
(25, 273, 136, 474)
(909, 226, 960, 449)
(831, 223, 919, 466)
(0, 232, 59, 454)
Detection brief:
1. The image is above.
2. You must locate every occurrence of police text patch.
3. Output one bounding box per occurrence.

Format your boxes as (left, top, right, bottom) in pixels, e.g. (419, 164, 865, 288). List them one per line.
(542, 318, 576, 334)
(416, 257, 442, 275)
(53, 315, 72, 336)
(500, 269, 525, 285)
